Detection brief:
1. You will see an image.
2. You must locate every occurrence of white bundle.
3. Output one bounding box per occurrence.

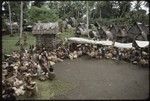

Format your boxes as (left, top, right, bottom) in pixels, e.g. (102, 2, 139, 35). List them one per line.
(135, 40, 149, 48)
(114, 42, 133, 48)
(68, 37, 113, 46)
(73, 51, 78, 59)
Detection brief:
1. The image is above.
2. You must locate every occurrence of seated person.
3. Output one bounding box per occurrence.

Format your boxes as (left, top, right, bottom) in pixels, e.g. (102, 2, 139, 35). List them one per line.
(69, 51, 78, 60)
(95, 49, 101, 59)
(87, 48, 95, 58)
(18, 62, 27, 73)
(12, 78, 25, 96)
(49, 52, 63, 62)
(77, 47, 83, 57)
(2, 87, 16, 100)
(139, 57, 149, 67)
(48, 67, 56, 80)
(56, 49, 65, 59)
(24, 75, 37, 97)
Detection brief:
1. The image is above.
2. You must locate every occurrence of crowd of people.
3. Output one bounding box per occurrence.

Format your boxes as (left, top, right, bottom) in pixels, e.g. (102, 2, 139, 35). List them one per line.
(67, 43, 149, 66)
(2, 41, 149, 100)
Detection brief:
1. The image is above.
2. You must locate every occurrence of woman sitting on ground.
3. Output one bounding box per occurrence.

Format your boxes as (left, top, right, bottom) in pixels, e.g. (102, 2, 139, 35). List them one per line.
(48, 67, 56, 80)
(24, 74, 37, 97)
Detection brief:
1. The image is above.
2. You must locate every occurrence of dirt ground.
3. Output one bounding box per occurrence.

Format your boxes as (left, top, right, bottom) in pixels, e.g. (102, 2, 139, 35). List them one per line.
(52, 56, 149, 100)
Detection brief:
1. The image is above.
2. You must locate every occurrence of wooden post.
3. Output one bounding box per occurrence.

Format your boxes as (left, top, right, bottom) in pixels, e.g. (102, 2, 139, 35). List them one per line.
(100, 8, 101, 21)
(19, 1, 23, 45)
(8, 2, 13, 36)
(86, 1, 89, 30)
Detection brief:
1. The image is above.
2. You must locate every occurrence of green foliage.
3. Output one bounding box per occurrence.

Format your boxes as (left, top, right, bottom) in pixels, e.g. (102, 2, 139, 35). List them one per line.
(32, 1, 45, 8)
(58, 29, 75, 42)
(58, 1, 86, 19)
(27, 6, 59, 23)
(2, 1, 149, 29)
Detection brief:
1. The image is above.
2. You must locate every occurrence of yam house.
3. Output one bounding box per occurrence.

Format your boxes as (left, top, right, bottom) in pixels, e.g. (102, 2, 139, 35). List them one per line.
(32, 22, 60, 50)
(127, 22, 149, 42)
(115, 27, 128, 43)
(108, 24, 129, 43)
(97, 26, 114, 41)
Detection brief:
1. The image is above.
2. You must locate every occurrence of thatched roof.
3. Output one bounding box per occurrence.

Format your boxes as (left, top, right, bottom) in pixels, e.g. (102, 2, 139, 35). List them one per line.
(101, 26, 114, 40)
(127, 22, 148, 41)
(116, 28, 127, 37)
(135, 40, 149, 48)
(32, 22, 59, 35)
(109, 24, 119, 35)
(6, 22, 19, 30)
(109, 24, 129, 37)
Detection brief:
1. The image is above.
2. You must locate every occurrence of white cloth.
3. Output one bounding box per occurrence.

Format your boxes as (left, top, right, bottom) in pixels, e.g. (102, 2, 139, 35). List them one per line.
(114, 42, 133, 48)
(135, 40, 149, 48)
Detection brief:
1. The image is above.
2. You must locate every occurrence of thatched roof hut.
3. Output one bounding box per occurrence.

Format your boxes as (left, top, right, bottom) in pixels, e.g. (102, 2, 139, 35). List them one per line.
(32, 22, 59, 35)
(32, 22, 60, 50)
(108, 24, 129, 40)
(115, 28, 128, 43)
(97, 26, 114, 41)
(108, 24, 119, 39)
(117, 28, 127, 37)
(127, 22, 148, 42)
(68, 17, 77, 27)
(5, 22, 19, 33)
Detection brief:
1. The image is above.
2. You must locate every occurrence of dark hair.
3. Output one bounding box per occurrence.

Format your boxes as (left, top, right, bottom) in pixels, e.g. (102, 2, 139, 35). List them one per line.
(49, 67, 54, 72)
(5, 88, 15, 94)
(8, 62, 13, 65)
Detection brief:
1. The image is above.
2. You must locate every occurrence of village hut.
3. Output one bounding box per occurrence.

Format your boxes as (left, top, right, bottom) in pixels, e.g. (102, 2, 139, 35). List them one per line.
(115, 27, 128, 43)
(75, 23, 88, 37)
(32, 22, 60, 50)
(4, 22, 19, 34)
(145, 25, 150, 41)
(68, 17, 77, 27)
(108, 24, 128, 42)
(127, 22, 149, 42)
(97, 26, 114, 41)
(108, 24, 119, 39)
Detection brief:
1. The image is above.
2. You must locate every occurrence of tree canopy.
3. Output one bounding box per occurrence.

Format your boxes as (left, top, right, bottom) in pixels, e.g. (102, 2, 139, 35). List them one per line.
(2, 1, 149, 28)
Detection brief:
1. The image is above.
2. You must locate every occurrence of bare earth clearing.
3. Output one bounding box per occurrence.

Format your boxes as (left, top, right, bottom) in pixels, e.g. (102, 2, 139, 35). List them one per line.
(52, 56, 149, 100)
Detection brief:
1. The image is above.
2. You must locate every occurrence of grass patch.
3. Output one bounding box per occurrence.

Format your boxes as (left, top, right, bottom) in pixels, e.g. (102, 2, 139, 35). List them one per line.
(2, 29, 75, 55)
(17, 79, 75, 100)
(2, 33, 36, 54)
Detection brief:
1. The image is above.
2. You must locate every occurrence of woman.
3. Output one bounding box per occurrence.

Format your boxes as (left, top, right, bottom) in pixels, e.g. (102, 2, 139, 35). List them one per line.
(48, 67, 56, 80)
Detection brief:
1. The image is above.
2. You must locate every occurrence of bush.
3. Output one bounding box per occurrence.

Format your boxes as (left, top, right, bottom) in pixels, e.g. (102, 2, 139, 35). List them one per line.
(27, 6, 59, 24)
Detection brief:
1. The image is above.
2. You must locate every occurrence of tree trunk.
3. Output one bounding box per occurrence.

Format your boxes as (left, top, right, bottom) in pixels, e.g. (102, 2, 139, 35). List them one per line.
(19, 1, 23, 46)
(100, 8, 101, 21)
(86, 1, 89, 30)
(8, 2, 13, 37)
